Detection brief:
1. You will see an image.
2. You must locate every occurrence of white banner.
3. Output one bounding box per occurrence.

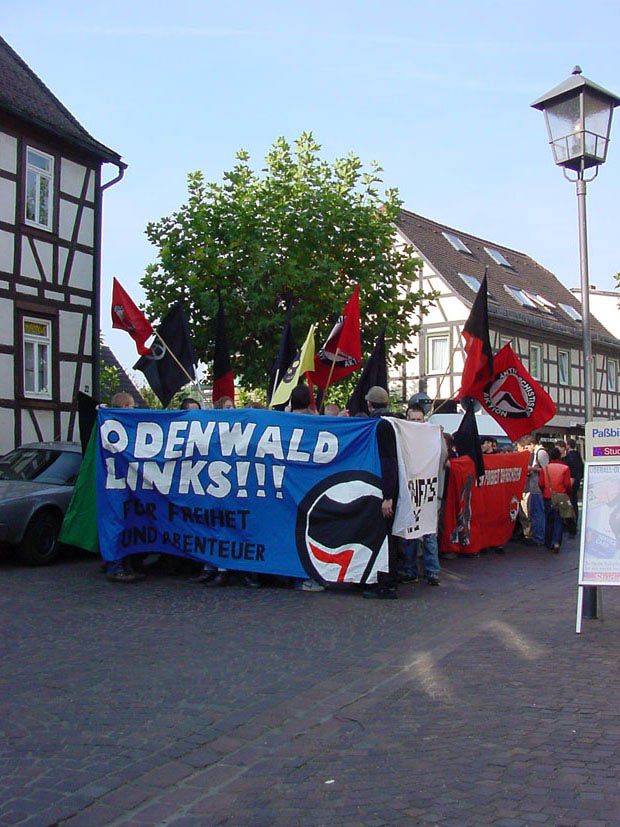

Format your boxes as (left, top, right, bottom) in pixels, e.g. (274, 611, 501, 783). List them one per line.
(391, 420, 442, 539)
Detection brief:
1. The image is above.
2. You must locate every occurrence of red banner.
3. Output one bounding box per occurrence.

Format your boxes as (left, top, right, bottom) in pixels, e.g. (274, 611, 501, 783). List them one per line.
(442, 453, 529, 554)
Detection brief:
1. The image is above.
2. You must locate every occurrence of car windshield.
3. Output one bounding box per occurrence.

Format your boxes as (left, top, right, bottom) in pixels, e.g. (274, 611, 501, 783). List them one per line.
(0, 448, 81, 485)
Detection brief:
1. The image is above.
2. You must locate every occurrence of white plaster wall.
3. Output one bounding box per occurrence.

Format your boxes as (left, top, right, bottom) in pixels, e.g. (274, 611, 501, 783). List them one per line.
(86, 170, 95, 202)
(0, 353, 13, 396)
(0, 408, 14, 455)
(20, 238, 41, 280)
(60, 159, 87, 198)
(0, 229, 14, 272)
(79, 362, 92, 396)
(68, 251, 93, 291)
(34, 239, 54, 281)
(59, 310, 83, 354)
(0, 298, 13, 346)
(0, 132, 17, 174)
(21, 410, 54, 444)
(58, 247, 69, 283)
(59, 199, 78, 241)
(0, 178, 15, 224)
(60, 361, 76, 404)
(84, 314, 92, 357)
(77, 207, 94, 248)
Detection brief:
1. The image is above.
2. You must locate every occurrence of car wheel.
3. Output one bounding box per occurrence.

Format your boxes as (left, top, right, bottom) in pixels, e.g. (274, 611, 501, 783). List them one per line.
(16, 509, 62, 566)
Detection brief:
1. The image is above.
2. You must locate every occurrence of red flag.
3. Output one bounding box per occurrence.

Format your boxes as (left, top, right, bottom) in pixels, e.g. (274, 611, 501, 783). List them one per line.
(309, 284, 361, 390)
(212, 291, 235, 404)
(470, 344, 556, 441)
(458, 273, 494, 399)
(111, 278, 153, 356)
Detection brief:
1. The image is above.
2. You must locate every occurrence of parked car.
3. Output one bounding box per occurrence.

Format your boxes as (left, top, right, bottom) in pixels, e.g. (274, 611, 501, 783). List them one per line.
(0, 441, 82, 565)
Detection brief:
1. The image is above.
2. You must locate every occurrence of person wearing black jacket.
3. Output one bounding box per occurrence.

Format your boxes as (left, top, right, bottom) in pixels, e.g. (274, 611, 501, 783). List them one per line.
(564, 439, 584, 536)
(363, 386, 399, 599)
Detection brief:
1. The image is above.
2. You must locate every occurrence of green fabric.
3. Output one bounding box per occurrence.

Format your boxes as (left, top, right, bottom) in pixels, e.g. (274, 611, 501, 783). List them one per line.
(58, 428, 99, 553)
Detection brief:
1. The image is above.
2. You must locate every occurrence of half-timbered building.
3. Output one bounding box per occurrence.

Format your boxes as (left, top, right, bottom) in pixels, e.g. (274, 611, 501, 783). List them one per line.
(0, 36, 125, 454)
(393, 210, 620, 433)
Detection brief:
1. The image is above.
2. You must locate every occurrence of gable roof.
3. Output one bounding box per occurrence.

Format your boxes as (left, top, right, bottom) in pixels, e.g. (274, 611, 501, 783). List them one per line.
(101, 346, 147, 407)
(0, 35, 122, 164)
(396, 209, 620, 349)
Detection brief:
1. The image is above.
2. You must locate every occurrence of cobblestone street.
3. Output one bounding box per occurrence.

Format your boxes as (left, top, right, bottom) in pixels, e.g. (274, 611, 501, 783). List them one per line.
(2, 538, 619, 826)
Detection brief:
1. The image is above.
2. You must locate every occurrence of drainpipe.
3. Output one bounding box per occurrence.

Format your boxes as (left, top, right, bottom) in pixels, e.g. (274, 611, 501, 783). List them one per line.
(93, 160, 127, 400)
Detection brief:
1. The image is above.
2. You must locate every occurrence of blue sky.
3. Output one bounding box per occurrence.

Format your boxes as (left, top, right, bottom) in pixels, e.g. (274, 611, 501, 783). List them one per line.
(5, 0, 620, 374)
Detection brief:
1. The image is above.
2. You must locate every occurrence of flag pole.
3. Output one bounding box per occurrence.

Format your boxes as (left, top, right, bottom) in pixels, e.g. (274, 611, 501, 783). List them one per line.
(320, 347, 341, 413)
(153, 331, 205, 404)
(429, 345, 459, 412)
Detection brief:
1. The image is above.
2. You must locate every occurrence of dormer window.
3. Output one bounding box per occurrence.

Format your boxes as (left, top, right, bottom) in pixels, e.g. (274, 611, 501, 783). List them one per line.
(484, 247, 511, 267)
(25, 147, 54, 231)
(559, 302, 582, 321)
(442, 232, 472, 254)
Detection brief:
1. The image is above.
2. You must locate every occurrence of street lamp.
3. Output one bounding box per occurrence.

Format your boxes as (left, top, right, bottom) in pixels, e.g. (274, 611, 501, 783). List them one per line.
(532, 67, 620, 620)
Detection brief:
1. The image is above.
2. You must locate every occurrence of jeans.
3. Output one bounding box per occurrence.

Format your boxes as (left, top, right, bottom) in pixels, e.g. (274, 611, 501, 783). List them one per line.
(529, 492, 546, 545)
(402, 534, 440, 579)
(545, 500, 563, 548)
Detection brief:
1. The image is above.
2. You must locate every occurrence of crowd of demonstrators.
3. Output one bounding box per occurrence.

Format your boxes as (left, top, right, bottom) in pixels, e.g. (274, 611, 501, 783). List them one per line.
(96, 382, 582, 594)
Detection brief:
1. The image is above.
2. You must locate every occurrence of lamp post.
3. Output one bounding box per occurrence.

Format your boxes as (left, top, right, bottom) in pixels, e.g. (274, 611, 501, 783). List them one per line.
(532, 67, 620, 620)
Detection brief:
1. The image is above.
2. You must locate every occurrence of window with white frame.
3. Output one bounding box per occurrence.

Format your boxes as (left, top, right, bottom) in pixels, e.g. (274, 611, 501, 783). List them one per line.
(558, 350, 570, 385)
(559, 302, 582, 322)
(607, 359, 618, 392)
(23, 318, 52, 398)
(25, 147, 54, 230)
(428, 334, 449, 374)
(484, 247, 511, 267)
(499, 335, 514, 349)
(530, 343, 543, 381)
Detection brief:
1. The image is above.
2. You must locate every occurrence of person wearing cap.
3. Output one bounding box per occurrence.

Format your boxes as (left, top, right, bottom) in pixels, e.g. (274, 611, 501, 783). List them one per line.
(363, 386, 399, 599)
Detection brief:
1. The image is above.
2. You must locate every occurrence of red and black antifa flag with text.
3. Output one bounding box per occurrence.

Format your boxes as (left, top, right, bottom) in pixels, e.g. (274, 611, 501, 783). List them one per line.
(471, 344, 556, 441)
(458, 273, 494, 399)
(134, 304, 196, 407)
(309, 284, 361, 390)
(213, 292, 235, 404)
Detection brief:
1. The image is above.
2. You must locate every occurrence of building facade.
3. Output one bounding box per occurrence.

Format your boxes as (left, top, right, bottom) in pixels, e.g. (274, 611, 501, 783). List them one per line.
(392, 210, 620, 433)
(0, 36, 124, 454)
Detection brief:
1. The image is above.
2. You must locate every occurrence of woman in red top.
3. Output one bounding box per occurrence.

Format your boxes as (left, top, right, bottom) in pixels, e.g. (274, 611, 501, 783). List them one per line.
(539, 446, 572, 553)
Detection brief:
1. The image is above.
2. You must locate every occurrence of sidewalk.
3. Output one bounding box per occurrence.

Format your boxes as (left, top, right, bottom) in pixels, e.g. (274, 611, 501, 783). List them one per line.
(1, 536, 619, 826)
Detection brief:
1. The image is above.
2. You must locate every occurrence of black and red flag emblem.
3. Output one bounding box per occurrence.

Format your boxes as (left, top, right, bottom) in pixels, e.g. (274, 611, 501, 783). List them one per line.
(309, 284, 362, 390)
(213, 290, 235, 404)
(458, 273, 494, 399)
(111, 278, 153, 356)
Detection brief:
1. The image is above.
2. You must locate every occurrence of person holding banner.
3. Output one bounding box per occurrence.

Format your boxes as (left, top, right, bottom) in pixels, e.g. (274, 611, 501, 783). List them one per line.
(363, 386, 399, 599)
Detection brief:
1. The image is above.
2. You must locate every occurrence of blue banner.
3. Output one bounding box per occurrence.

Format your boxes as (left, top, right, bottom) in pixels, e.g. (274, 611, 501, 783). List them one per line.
(96, 409, 389, 584)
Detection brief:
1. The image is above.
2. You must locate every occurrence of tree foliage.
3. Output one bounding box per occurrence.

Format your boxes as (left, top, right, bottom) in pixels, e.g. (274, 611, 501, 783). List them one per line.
(142, 132, 432, 390)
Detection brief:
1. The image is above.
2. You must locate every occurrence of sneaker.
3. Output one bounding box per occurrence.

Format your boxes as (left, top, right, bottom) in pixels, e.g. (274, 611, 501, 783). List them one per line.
(301, 579, 325, 592)
(190, 569, 217, 583)
(363, 587, 398, 600)
(426, 576, 440, 587)
(399, 573, 419, 584)
(242, 575, 262, 589)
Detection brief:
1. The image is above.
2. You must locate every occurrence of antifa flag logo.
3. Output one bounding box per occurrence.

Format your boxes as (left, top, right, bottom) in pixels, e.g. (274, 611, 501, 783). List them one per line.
(295, 471, 389, 585)
(142, 340, 166, 361)
(318, 314, 360, 370)
(483, 367, 536, 419)
(113, 304, 134, 333)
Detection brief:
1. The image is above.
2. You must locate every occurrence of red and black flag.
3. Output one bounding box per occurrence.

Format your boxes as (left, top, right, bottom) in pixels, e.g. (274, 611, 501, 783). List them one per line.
(453, 399, 485, 482)
(111, 278, 153, 356)
(268, 300, 297, 405)
(134, 303, 196, 407)
(458, 272, 494, 399)
(471, 343, 556, 441)
(309, 284, 362, 390)
(213, 291, 234, 404)
(346, 325, 388, 416)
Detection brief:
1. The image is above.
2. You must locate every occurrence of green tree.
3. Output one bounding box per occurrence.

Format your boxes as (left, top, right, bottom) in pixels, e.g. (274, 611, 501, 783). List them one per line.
(142, 132, 432, 390)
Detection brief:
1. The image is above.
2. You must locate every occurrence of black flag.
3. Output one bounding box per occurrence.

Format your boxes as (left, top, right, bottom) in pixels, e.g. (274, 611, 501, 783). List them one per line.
(346, 326, 387, 415)
(77, 391, 98, 455)
(458, 270, 494, 399)
(453, 399, 485, 482)
(134, 303, 196, 407)
(268, 300, 297, 405)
